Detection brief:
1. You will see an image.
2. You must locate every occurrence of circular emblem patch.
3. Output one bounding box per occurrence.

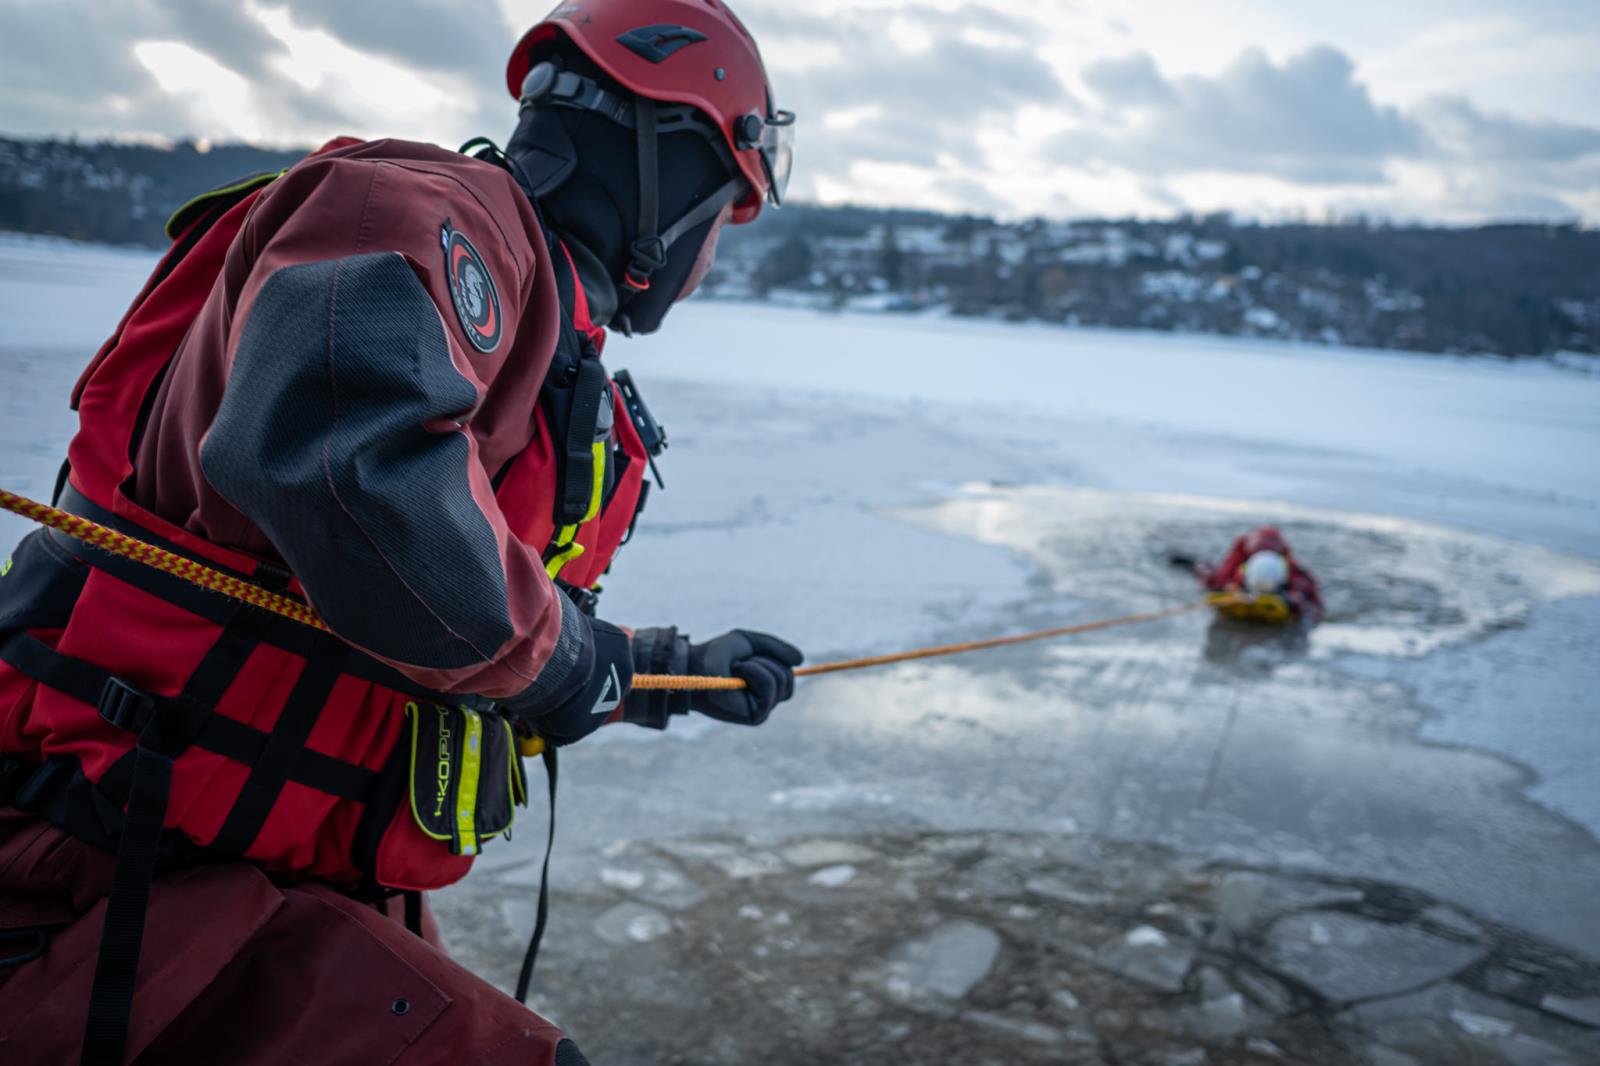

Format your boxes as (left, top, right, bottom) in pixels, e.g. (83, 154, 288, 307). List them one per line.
(444, 224, 501, 354)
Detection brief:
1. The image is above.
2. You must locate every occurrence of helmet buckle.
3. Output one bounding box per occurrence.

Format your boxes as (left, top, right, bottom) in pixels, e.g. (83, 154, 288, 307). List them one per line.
(625, 236, 667, 290)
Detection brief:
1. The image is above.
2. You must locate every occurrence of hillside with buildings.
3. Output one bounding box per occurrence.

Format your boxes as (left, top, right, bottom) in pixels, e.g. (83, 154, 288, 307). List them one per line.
(3, 137, 1596, 358)
(708, 208, 1599, 358)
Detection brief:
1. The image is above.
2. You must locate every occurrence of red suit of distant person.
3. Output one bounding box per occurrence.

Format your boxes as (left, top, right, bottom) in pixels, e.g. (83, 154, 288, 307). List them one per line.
(1199, 526, 1324, 625)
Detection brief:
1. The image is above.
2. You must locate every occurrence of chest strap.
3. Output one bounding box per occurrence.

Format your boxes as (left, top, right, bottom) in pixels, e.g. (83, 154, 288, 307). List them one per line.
(0, 627, 379, 814)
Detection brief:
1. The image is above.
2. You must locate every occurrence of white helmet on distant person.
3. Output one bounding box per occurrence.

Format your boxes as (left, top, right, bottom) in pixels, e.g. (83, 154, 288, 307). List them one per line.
(1243, 550, 1290, 594)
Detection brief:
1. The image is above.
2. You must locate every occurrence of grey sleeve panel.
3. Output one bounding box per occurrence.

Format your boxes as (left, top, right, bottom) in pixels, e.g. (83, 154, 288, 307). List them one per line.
(202, 253, 513, 671)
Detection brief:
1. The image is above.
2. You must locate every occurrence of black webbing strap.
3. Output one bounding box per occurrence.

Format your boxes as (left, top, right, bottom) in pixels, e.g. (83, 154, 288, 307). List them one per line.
(636, 96, 659, 246)
(0, 632, 377, 803)
(80, 741, 171, 1066)
(658, 177, 746, 250)
(514, 746, 559, 1004)
(403, 891, 423, 938)
(77, 672, 183, 1066)
(208, 643, 346, 856)
(622, 96, 666, 297)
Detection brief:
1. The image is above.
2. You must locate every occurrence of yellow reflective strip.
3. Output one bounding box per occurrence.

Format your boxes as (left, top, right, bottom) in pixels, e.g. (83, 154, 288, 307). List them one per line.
(583, 440, 607, 523)
(544, 544, 585, 579)
(545, 524, 585, 580)
(455, 709, 483, 856)
(507, 720, 528, 807)
(1, 557, 11, 577)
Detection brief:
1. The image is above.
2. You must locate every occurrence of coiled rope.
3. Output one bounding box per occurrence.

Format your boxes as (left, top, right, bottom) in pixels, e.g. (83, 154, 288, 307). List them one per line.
(1, 488, 1207, 693)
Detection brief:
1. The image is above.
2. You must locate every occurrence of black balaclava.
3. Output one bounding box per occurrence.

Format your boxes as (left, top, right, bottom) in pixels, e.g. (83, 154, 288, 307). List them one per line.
(506, 48, 734, 335)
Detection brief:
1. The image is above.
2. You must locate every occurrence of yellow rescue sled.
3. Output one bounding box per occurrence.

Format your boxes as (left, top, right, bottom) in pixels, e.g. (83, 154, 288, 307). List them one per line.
(1207, 590, 1294, 626)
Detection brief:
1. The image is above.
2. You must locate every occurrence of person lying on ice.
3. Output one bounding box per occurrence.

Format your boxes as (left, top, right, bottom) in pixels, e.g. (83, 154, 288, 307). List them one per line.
(1196, 526, 1325, 625)
(0, 2, 799, 1062)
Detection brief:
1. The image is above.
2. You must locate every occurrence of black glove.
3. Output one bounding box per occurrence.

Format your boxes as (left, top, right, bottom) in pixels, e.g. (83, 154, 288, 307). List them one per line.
(503, 615, 634, 747)
(627, 627, 804, 729)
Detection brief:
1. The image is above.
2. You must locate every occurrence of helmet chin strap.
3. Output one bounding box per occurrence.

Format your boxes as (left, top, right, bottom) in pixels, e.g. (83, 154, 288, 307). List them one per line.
(612, 178, 743, 335)
(625, 97, 663, 296)
(620, 96, 745, 307)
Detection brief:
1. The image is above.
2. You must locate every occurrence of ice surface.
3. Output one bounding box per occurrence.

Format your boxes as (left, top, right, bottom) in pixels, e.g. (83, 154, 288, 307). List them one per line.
(883, 920, 1001, 1000)
(1095, 925, 1197, 992)
(0, 234, 159, 349)
(805, 864, 857, 887)
(1264, 912, 1487, 1001)
(4, 238, 1599, 966)
(641, 301, 1600, 555)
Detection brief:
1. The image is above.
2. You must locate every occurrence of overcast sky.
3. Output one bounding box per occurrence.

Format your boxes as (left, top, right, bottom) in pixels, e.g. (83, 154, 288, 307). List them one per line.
(2, 0, 1597, 223)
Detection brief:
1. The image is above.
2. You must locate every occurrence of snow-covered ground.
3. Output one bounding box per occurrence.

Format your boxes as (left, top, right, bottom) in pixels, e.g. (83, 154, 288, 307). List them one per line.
(3, 236, 1598, 977)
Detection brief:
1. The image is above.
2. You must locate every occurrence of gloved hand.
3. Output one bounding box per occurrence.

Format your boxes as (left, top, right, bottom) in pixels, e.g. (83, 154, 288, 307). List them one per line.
(626, 627, 804, 729)
(502, 615, 634, 747)
(689, 630, 805, 725)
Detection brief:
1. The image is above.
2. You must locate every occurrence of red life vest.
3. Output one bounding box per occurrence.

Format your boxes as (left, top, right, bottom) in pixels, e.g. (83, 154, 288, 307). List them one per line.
(0, 163, 650, 894)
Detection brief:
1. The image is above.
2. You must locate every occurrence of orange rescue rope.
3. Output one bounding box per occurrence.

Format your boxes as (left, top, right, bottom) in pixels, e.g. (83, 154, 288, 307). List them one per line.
(0, 489, 1206, 695)
(0, 489, 331, 632)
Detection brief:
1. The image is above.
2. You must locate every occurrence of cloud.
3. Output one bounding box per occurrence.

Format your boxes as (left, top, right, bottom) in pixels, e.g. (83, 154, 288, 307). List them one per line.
(1417, 95, 1600, 163)
(1053, 44, 1600, 220)
(1065, 46, 1422, 184)
(734, 3, 1073, 205)
(0, 1, 313, 141)
(0, 3, 157, 123)
(0, 0, 1596, 222)
(159, 0, 288, 83)
(1082, 53, 1174, 109)
(272, 0, 509, 80)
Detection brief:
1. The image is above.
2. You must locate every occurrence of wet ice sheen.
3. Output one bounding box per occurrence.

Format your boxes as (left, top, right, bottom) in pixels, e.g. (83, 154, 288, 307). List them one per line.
(1095, 926, 1197, 993)
(593, 902, 672, 945)
(1264, 913, 1486, 1001)
(883, 921, 1001, 1000)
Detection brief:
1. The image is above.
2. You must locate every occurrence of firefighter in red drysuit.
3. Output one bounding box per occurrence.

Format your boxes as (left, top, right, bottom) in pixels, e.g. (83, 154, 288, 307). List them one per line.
(1197, 526, 1324, 625)
(0, 2, 800, 1063)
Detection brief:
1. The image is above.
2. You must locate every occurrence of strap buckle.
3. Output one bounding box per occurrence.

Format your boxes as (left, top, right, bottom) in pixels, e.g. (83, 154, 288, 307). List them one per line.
(98, 676, 156, 734)
(624, 236, 666, 292)
(557, 581, 602, 617)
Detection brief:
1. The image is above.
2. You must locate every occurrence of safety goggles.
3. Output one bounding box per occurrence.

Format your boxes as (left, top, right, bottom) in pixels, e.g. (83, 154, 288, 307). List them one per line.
(734, 109, 796, 207)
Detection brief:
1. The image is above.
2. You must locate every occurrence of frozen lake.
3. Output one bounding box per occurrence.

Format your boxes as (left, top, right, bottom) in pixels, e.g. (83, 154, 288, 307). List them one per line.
(3, 236, 1599, 1043)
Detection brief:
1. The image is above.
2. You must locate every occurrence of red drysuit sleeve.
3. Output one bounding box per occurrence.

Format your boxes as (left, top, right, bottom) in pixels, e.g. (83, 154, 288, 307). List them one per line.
(1204, 535, 1252, 591)
(198, 150, 587, 704)
(1288, 566, 1324, 624)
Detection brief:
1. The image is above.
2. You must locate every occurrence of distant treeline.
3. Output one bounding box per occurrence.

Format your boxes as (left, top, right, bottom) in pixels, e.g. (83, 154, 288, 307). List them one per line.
(2, 136, 1597, 357)
(0, 138, 306, 246)
(715, 206, 1599, 357)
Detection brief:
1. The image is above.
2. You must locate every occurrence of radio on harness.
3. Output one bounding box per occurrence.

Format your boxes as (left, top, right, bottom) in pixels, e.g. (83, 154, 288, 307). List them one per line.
(613, 369, 668, 488)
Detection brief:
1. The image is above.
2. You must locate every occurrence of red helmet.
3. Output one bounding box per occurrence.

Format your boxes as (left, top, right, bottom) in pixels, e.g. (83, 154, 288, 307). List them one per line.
(506, 0, 793, 226)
